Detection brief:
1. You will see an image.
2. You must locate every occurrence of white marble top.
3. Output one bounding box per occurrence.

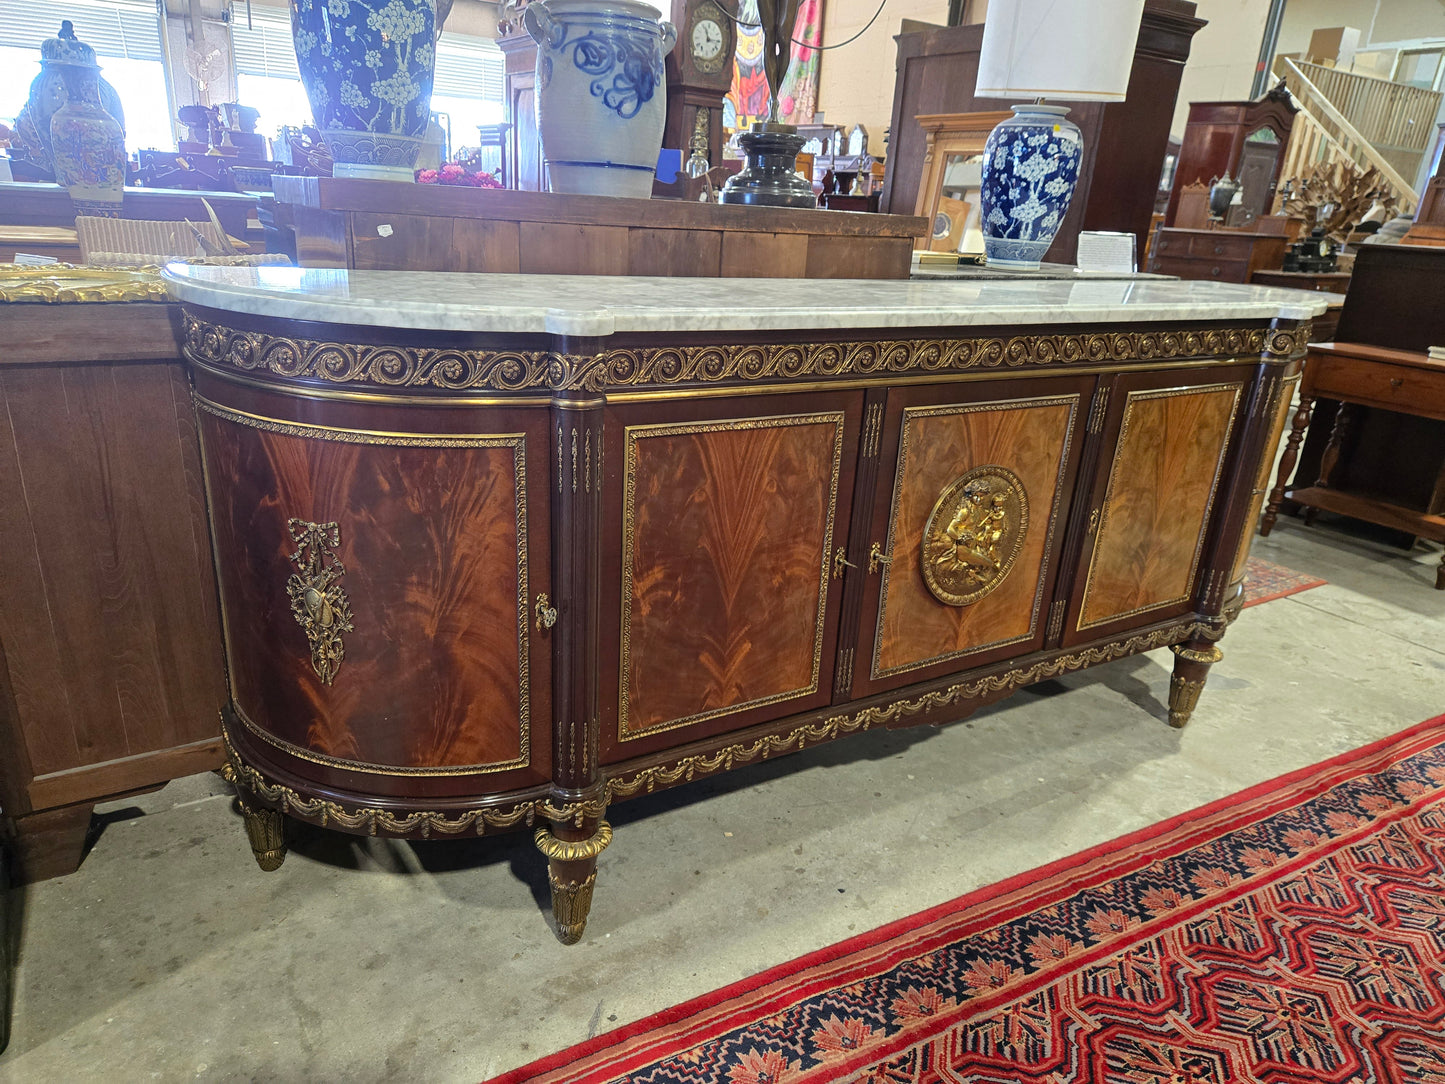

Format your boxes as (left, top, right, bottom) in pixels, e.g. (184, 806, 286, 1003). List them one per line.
(163, 264, 1329, 337)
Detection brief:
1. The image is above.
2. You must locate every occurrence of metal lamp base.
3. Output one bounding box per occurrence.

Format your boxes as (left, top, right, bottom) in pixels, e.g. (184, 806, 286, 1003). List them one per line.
(720, 123, 817, 209)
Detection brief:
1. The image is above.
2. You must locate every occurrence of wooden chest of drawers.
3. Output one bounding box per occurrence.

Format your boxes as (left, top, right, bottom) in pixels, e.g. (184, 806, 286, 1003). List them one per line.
(1149, 228, 1287, 284)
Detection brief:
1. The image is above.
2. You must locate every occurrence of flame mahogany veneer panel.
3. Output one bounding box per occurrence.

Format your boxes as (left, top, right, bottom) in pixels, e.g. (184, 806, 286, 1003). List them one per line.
(200, 412, 535, 778)
(874, 396, 1080, 678)
(1079, 383, 1243, 630)
(619, 414, 845, 741)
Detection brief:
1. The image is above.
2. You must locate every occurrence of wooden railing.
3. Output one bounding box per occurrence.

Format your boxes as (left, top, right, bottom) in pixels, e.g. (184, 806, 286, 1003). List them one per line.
(1275, 59, 1418, 214)
(1293, 59, 1441, 181)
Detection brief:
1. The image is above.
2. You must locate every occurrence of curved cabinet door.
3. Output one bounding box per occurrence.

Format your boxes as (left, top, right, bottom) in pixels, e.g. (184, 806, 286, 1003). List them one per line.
(195, 384, 552, 798)
(598, 389, 864, 763)
(846, 375, 1091, 701)
(1063, 366, 1251, 644)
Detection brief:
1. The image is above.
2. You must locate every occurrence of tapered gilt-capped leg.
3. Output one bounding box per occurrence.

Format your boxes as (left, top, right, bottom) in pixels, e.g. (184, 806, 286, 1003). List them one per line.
(535, 821, 612, 945)
(238, 801, 287, 871)
(1168, 641, 1223, 729)
(1260, 396, 1313, 536)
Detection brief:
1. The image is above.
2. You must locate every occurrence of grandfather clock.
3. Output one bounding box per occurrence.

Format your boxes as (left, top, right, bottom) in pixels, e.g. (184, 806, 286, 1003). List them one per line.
(664, 0, 736, 170)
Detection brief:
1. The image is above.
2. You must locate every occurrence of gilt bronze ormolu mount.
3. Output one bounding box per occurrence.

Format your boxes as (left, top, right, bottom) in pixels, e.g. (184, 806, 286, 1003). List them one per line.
(719, 0, 817, 208)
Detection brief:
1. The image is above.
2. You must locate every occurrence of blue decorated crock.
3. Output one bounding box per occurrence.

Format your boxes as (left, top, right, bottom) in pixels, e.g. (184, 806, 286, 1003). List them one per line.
(524, 0, 677, 199)
(291, 0, 437, 181)
(979, 104, 1083, 270)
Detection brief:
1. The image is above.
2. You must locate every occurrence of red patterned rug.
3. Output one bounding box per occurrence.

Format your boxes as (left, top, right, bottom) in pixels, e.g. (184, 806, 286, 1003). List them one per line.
(1242, 555, 1327, 608)
(496, 715, 1445, 1083)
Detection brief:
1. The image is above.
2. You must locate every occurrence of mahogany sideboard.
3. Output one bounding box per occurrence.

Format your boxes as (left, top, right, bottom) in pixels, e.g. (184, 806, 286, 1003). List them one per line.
(165, 265, 1321, 942)
(0, 298, 227, 882)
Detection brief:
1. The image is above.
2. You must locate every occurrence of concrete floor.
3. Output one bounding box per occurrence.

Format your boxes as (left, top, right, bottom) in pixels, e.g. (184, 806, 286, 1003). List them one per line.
(1, 510, 1442, 1083)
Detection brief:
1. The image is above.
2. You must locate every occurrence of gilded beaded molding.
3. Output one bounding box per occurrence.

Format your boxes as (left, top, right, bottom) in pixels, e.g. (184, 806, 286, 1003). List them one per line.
(181, 312, 1305, 394)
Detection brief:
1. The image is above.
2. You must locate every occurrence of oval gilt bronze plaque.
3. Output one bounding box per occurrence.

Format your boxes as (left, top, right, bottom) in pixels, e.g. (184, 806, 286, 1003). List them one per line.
(921, 466, 1029, 606)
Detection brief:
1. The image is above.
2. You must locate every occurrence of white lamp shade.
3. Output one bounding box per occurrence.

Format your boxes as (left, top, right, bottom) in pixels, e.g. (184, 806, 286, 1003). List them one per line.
(976, 0, 1147, 102)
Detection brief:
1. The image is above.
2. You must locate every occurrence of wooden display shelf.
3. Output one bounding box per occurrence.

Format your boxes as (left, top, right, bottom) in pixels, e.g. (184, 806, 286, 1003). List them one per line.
(272, 177, 929, 279)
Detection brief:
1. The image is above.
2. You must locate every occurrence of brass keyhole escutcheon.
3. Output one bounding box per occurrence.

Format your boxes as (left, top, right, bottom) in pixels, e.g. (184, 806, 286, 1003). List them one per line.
(920, 465, 1029, 607)
(535, 593, 558, 631)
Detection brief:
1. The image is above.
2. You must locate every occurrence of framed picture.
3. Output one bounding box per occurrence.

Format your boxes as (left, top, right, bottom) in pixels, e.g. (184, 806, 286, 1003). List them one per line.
(913, 111, 1011, 255)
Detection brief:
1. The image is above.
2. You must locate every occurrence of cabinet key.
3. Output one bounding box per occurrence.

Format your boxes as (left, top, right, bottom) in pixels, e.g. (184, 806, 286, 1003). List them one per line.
(534, 593, 558, 631)
(868, 542, 893, 573)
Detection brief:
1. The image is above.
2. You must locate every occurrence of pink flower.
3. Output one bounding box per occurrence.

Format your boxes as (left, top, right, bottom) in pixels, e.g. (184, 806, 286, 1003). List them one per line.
(416, 168, 439, 183)
(440, 162, 464, 177)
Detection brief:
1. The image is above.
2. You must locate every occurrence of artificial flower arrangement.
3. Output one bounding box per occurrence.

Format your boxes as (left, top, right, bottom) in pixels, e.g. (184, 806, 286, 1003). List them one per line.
(415, 162, 503, 187)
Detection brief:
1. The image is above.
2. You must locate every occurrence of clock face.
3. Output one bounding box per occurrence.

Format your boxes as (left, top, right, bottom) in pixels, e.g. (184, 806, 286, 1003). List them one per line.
(691, 16, 726, 72)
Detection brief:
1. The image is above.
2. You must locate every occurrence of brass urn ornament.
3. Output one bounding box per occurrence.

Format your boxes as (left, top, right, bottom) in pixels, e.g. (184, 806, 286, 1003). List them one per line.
(719, 0, 816, 208)
(921, 466, 1029, 606)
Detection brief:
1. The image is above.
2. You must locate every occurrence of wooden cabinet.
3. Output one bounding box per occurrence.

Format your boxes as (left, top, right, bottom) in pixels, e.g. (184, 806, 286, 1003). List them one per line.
(1164, 92, 1296, 226)
(171, 272, 1314, 943)
(598, 390, 863, 762)
(1148, 228, 1286, 283)
(848, 377, 1090, 699)
(190, 356, 555, 802)
(0, 303, 227, 883)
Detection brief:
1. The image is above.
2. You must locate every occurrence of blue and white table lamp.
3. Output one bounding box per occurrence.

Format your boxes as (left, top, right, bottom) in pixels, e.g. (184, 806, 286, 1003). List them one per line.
(975, 0, 1145, 269)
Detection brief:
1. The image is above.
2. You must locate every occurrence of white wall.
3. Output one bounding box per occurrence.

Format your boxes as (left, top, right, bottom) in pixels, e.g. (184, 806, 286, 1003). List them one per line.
(1171, 0, 1271, 137)
(815, 0, 951, 156)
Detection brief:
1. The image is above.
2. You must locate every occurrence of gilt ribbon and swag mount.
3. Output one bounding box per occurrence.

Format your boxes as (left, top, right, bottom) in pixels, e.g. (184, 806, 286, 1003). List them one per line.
(922, 466, 1029, 606)
(181, 314, 1305, 394)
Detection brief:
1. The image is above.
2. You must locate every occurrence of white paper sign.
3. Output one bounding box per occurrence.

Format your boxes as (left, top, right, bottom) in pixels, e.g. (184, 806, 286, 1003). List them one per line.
(1076, 231, 1137, 274)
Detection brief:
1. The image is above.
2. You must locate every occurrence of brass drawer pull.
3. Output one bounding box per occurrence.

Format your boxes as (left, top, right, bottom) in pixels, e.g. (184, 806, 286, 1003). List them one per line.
(868, 542, 893, 573)
(833, 547, 857, 579)
(535, 593, 558, 631)
(1390, 378, 1403, 388)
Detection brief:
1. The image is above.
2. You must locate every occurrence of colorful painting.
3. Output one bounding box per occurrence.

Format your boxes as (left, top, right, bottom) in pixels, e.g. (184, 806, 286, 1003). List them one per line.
(723, 0, 822, 130)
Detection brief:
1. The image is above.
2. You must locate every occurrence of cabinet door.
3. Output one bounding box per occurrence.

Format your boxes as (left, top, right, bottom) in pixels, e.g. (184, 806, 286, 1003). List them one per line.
(598, 390, 864, 763)
(847, 377, 1091, 700)
(1063, 367, 1250, 644)
(197, 390, 552, 797)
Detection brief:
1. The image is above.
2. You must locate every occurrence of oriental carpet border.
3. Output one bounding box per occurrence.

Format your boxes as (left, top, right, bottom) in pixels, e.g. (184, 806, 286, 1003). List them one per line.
(1241, 555, 1327, 608)
(494, 713, 1445, 1083)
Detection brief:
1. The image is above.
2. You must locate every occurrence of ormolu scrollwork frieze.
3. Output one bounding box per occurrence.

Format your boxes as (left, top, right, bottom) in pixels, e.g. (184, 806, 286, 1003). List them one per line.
(599, 329, 1270, 386)
(182, 311, 571, 391)
(181, 312, 1275, 393)
(1262, 324, 1312, 361)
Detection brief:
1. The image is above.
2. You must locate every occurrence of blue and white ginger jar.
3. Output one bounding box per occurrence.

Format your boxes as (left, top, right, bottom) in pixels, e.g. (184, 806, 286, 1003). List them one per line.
(525, 0, 677, 199)
(979, 104, 1083, 270)
(291, 0, 437, 181)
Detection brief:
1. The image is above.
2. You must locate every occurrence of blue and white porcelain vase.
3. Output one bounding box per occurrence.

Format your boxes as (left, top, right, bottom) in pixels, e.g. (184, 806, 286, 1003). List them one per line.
(291, 0, 437, 181)
(524, 0, 677, 200)
(979, 104, 1083, 270)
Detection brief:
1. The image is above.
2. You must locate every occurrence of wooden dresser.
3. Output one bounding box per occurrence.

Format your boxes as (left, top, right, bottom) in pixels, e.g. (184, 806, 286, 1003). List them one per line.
(1148, 228, 1287, 283)
(164, 266, 1320, 943)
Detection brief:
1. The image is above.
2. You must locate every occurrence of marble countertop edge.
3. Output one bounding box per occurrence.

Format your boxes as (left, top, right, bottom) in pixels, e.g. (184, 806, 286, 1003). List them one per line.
(162, 266, 1330, 335)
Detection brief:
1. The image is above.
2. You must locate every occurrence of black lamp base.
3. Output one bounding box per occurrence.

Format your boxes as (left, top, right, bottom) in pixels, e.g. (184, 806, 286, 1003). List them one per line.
(720, 123, 817, 209)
